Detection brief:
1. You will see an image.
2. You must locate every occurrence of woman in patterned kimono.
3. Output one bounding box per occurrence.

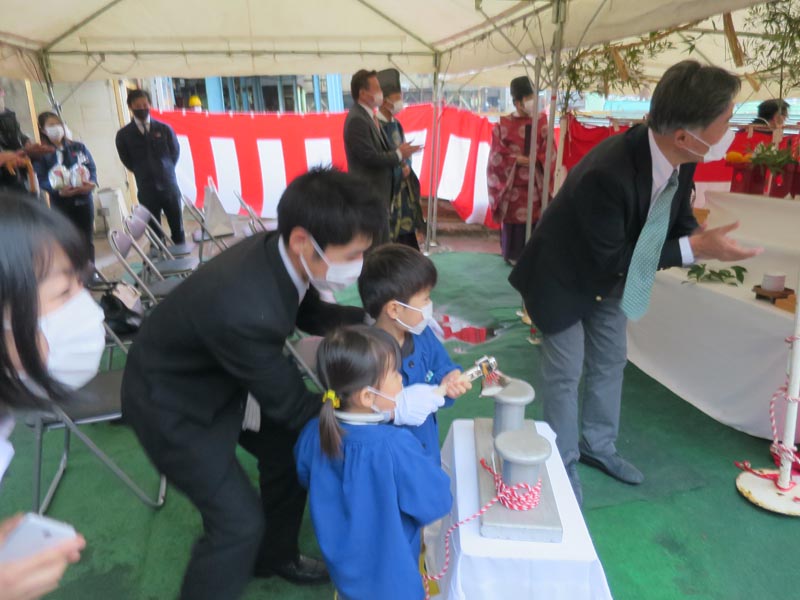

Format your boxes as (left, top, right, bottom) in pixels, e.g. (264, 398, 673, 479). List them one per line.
(377, 69, 424, 251)
(487, 76, 552, 265)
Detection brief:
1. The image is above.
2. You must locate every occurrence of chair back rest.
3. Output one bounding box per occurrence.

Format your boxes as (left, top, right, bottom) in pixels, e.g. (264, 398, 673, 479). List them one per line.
(125, 216, 148, 242)
(133, 204, 153, 222)
(109, 229, 133, 260)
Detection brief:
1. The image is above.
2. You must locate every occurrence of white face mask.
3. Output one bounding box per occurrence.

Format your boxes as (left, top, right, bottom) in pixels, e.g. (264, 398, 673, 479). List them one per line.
(39, 289, 105, 389)
(371, 92, 384, 110)
(366, 386, 398, 423)
(523, 98, 535, 115)
(0, 416, 14, 487)
(299, 235, 363, 293)
(391, 100, 405, 116)
(44, 125, 65, 143)
(394, 300, 433, 336)
(685, 128, 735, 163)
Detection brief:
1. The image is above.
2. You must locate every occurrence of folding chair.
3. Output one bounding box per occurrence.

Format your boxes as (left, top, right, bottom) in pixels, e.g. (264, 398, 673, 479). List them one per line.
(132, 204, 195, 258)
(124, 215, 199, 280)
(181, 195, 232, 262)
(234, 191, 271, 234)
(27, 337, 167, 514)
(107, 229, 183, 305)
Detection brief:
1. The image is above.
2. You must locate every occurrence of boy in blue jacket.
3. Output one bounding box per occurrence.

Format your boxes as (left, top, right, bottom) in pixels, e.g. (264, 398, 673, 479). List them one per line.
(358, 244, 471, 465)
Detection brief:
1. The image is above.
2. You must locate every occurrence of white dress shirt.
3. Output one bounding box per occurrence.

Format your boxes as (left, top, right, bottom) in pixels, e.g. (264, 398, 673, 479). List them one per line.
(134, 115, 151, 135)
(647, 129, 694, 266)
(278, 235, 309, 303)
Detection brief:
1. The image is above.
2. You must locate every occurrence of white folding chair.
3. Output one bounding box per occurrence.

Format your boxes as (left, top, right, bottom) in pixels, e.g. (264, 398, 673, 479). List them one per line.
(107, 229, 183, 305)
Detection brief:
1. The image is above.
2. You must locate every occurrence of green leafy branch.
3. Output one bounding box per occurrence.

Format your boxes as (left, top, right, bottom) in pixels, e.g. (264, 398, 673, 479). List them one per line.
(684, 264, 747, 286)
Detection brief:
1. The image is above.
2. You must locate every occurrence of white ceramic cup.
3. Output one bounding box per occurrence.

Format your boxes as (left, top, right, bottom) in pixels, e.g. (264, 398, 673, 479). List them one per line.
(762, 272, 786, 292)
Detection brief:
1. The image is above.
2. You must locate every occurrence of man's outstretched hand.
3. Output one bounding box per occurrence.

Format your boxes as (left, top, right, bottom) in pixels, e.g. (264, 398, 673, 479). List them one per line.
(689, 221, 763, 262)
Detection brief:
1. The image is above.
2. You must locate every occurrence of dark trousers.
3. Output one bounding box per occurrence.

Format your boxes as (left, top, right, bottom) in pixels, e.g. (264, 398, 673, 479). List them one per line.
(124, 392, 305, 600)
(501, 223, 528, 263)
(138, 186, 185, 244)
(52, 195, 95, 263)
(395, 231, 420, 251)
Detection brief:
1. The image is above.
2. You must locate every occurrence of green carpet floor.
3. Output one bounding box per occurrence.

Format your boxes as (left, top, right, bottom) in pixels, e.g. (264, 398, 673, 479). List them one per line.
(2, 252, 797, 599)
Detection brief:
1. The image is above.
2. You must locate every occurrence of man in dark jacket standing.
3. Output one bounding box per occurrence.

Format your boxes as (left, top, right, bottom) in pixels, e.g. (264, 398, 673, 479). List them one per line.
(509, 61, 762, 505)
(343, 69, 419, 244)
(115, 88, 185, 244)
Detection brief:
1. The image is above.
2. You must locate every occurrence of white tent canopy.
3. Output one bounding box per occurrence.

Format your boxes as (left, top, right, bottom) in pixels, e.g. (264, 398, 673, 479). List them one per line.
(0, 0, 767, 83)
(445, 7, 787, 102)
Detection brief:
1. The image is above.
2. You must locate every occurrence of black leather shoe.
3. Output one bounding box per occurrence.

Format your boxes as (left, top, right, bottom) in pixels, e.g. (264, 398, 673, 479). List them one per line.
(579, 452, 644, 485)
(256, 555, 330, 585)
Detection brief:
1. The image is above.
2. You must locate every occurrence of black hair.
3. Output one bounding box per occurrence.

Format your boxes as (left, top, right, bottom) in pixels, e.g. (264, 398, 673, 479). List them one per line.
(0, 193, 90, 416)
(316, 325, 401, 457)
(510, 76, 534, 104)
(358, 244, 437, 319)
(37, 111, 66, 146)
(126, 88, 151, 107)
(756, 99, 790, 122)
(350, 69, 377, 102)
(648, 61, 741, 135)
(277, 166, 385, 250)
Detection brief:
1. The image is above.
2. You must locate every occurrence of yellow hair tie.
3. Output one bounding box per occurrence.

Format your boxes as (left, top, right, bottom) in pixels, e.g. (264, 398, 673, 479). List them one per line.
(322, 389, 341, 409)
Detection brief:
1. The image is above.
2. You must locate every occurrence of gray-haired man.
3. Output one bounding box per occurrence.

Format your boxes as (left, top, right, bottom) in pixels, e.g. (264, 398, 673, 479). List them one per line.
(510, 60, 762, 505)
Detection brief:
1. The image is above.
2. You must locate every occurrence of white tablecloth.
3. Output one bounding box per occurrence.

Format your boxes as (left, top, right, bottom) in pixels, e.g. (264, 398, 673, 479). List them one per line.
(427, 420, 612, 600)
(627, 191, 799, 440)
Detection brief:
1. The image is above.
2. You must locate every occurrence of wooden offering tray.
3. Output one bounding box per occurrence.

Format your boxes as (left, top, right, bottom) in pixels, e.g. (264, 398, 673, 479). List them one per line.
(752, 286, 795, 304)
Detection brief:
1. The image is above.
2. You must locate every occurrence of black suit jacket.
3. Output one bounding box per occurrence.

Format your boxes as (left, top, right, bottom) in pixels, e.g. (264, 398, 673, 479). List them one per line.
(509, 124, 698, 335)
(343, 104, 400, 212)
(121, 232, 365, 429)
(115, 118, 180, 193)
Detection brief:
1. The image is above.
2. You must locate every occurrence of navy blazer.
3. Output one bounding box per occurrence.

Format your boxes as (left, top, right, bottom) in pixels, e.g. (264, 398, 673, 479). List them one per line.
(115, 118, 180, 193)
(509, 124, 698, 335)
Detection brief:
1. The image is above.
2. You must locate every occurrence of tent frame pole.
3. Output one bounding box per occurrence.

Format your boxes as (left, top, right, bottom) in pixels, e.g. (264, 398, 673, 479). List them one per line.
(541, 0, 567, 214)
(425, 53, 442, 254)
(525, 56, 543, 242)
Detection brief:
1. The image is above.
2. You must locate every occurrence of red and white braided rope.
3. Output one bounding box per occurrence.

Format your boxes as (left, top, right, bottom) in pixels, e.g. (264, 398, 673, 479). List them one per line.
(737, 335, 800, 492)
(423, 458, 542, 599)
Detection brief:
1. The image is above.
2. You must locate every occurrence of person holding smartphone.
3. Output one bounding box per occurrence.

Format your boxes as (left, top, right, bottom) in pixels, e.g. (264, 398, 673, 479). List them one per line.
(0, 192, 106, 598)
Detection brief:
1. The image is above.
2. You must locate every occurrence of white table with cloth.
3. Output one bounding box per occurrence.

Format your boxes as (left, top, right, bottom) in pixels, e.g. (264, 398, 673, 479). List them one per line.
(627, 192, 800, 441)
(426, 419, 613, 600)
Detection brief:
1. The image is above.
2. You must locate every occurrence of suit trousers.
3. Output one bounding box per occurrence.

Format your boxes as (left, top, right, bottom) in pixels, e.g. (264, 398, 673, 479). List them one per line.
(539, 298, 628, 467)
(138, 186, 185, 244)
(125, 391, 306, 600)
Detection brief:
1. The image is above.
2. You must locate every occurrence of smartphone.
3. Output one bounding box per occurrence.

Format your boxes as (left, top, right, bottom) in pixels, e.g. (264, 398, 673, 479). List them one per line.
(0, 513, 76, 562)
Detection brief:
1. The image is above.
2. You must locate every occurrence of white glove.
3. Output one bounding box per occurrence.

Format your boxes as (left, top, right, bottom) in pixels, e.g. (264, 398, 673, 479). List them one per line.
(393, 383, 446, 427)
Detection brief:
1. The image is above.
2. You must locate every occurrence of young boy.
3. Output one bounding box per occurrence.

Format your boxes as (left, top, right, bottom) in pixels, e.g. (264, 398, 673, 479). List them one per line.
(358, 244, 471, 464)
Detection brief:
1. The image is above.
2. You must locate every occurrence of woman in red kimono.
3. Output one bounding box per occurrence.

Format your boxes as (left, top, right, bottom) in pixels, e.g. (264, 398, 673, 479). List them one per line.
(487, 76, 552, 264)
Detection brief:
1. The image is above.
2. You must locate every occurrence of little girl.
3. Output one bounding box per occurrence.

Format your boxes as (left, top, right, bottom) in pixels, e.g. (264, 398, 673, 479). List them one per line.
(294, 325, 452, 600)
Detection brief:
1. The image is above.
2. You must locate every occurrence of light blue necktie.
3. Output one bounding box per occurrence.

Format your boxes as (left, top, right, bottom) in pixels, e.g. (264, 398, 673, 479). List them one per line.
(621, 170, 679, 321)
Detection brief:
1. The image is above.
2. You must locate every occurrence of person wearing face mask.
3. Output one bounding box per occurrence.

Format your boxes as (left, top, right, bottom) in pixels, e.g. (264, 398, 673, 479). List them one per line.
(122, 167, 445, 600)
(294, 325, 452, 600)
(487, 76, 553, 265)
(115, 88, 185, 245)
(0, 193, 107, 599)
(343, 69, 421, 245)
(509, 60, 763, 506)
(32, 112, 98, 264)
(375, 69, 424, 250)
(358, 244, 472, 466)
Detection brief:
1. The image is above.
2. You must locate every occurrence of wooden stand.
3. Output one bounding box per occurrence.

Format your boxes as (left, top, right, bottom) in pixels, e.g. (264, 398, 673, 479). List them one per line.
(753, 286, 795, 304)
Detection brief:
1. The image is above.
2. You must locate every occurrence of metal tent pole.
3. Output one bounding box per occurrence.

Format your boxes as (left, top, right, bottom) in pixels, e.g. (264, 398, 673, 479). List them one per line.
(541, 0, 567, 214)
(424, 55, 442, 254)
(525, 56, 543, 241)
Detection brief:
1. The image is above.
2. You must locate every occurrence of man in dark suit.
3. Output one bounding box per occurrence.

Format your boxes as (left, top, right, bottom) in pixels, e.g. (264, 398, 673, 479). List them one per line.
(115, 88, 185, 244)
(510, 61, 762, 505)
(343, 69, 419, 243)
(121, 168, 386, 599)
